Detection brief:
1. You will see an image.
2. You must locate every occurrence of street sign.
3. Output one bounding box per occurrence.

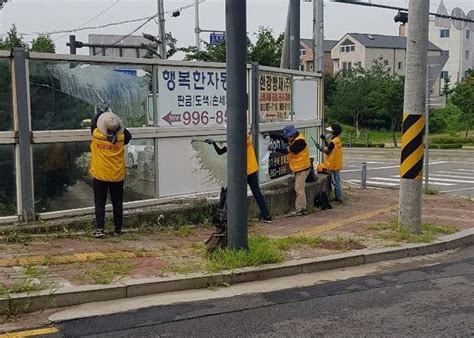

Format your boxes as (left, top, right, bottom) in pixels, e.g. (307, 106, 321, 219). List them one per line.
(209, 33, 225, 45)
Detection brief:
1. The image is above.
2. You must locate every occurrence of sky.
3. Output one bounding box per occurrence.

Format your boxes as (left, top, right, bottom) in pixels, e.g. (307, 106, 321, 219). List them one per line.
(0, 0, 472, 56)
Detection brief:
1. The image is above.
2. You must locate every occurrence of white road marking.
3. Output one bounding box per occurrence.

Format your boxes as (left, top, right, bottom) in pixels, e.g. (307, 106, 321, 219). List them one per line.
(371, 177, 454, 186)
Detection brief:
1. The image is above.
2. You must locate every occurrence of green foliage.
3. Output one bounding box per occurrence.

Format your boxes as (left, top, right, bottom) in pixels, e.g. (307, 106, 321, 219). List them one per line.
(450, 74, 474, 137)
(370, 222, 457, 243)
(430, 103, 463, 133)
(0, 25, 26, 50)
(248, 27, 284, 67)
(181, 26, 283, 67)
(207, 236, 283, 272)
(30, 35, 56, 53)
(327, 57, 404, 140)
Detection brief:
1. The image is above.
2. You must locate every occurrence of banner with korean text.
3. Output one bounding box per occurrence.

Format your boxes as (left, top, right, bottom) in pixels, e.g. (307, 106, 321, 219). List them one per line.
(158, 66, 227, 127)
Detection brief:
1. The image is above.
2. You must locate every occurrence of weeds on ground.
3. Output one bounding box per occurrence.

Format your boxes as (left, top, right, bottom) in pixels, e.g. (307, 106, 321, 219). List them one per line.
(2, 229, 32, 244)
(85, 260, 134, 284)
(206, 236, 284, 273)
(423, 186, 440, 195)
(274, 235, 364, 251)
(22, 264, 41, 278)
(370, 222, 457, 243)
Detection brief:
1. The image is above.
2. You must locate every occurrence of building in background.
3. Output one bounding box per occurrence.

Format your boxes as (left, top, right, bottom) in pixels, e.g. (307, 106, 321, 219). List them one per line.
(331, 33, 442, 76)
(428, 0, 473, 87)
(299, 39, 338, 73)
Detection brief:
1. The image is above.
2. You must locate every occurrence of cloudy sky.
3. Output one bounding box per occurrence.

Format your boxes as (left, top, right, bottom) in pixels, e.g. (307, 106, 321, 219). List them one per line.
(0, 0, 472, 55)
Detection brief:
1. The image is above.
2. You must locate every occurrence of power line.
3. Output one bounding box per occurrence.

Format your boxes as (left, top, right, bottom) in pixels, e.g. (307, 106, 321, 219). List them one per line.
(54, 0, 120, 42)
(22, 15, 153, 36)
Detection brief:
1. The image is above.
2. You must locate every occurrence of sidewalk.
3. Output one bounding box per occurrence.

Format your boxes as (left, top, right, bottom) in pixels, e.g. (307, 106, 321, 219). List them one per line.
(0, 186, 473, 317)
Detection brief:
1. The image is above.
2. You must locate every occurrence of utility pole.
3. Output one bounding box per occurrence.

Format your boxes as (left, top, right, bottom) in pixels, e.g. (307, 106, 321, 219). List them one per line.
(280, 2, 290, 68)
(289, 0, 300, 70)
(424, 67, 430, 191)
(313, 0, 324, 73)
(195, 0, 201, 50)
(157, 0, 167, 59)
(225, 0, 248, 250)
(399, 0, 430, 233)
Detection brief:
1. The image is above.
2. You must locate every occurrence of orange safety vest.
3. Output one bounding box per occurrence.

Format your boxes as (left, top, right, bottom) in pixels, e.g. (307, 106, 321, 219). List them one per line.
(287, 133, 311, 173)
(89, 129, 126, 182)
(247, 135, 259, 175)
(323, 136, 343, 172)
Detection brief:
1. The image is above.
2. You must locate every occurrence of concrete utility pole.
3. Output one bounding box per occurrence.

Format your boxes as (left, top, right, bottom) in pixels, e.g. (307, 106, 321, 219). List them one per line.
(157, 0, 167, 58)
(195, 0, 201, 51)
(280, 2, 290, 68)
(399, 0, 430, 233)
(313, 0, 324, 72)
(289, 0, 300, 70)
(225, 0, 248, 250)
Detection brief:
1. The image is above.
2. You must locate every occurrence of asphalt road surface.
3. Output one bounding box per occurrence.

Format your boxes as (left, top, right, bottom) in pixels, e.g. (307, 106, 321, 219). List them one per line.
(48, 246, 474, 337)
(343, 150, 474, 198)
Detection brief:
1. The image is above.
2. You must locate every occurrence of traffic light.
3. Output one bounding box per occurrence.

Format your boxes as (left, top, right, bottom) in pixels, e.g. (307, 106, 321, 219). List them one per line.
(394, 11, 408, 24)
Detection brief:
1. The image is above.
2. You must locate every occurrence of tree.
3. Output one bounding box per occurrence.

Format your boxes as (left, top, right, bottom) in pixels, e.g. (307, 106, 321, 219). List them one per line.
(248, 27, 284, 67)
(0, 24, 26, 50)
(180, 26, 283, 67)
(371, 74, 404, 146)
(30, 34, 56, 53)
(451, 74, 474, 137)
(181, 41, 226, 62)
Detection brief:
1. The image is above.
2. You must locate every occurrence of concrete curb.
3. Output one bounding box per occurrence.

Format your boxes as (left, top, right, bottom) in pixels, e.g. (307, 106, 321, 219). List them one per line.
(2, 228, 473, 314)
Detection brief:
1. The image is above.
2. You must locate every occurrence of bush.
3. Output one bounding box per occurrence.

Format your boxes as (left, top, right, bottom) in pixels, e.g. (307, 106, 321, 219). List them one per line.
(429, 135, 474, 145)
(429, 103, 463, 133)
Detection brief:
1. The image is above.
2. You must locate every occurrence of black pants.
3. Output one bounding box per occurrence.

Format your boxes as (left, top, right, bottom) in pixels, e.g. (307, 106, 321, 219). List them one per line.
(93, 178, 124, 231)
(247, 172, 270, 219)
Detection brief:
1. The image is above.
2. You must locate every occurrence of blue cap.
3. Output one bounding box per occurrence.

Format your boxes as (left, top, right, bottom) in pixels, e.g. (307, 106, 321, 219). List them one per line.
(283, 125, 298, 139)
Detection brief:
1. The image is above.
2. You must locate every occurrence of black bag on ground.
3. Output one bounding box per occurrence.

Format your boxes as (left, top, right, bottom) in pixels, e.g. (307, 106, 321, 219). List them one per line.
(205, 187, 228, 252)
(306, 157, 318, 183)
(314, 191, 332, 210)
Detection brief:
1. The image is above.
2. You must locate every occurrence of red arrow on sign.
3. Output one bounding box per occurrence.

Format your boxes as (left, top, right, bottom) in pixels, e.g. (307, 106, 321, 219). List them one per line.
(162, 111, 182, 126)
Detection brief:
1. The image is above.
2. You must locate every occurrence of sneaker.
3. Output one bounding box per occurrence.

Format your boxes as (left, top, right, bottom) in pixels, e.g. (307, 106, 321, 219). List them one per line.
(334, 199, 343, 205)
(93, 229, 105, 238)
(289, 209, 308, 216)
(259, 216, 273, 224)
(113, 229, 122, 236)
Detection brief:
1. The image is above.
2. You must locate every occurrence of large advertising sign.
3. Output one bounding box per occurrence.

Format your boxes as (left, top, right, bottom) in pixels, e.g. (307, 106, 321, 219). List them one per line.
(259, 72, 292, 122)
(158, 66, 227, 127)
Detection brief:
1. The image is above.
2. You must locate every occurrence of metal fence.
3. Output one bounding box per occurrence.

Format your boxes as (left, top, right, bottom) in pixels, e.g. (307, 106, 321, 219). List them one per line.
(0, 48, 323, 224)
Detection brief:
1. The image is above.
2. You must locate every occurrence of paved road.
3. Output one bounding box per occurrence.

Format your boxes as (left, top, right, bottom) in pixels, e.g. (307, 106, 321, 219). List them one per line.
(48, 246, 474, 337)
(343, 149, 474, 198)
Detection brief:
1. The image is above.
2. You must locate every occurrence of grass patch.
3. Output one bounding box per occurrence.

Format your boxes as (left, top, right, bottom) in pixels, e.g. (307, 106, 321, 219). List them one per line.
(22, 264, 41, 278)
(370, 222, 457, 243)
(423, 186, 440, 195)
(85, 260, 134, 284)
(206, 236, 284, 272)
(0, 279, 48, 295)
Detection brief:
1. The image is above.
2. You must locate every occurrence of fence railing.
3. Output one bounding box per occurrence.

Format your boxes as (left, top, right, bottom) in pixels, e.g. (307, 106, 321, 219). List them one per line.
(0, 48, 323, 223)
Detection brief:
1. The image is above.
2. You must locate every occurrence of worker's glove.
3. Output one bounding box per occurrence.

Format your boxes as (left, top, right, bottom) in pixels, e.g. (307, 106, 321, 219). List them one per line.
(320, 134, 326, 141)
(204, 139, 215, 145)
(267, 143, 276, 152)
(316, 143, 323, 152)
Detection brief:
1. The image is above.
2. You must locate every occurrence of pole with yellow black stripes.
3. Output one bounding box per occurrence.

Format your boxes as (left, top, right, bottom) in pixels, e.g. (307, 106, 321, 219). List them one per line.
(399, 0, 429, 233)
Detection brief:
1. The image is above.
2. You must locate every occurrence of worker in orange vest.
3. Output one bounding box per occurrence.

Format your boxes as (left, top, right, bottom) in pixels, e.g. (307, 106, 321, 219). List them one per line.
(316, 123, 344, 204)
(205, 134, 272, 223)
(268, 125, 311, 216)
(89, 106, 132, 238)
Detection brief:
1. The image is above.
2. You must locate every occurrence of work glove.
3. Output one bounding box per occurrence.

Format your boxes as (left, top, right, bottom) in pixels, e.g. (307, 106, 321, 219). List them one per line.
(267, 143, 276, 152)
(320, 134, 326, 141)
(316, 143, 323, 152)
(204, 139, 215, 145)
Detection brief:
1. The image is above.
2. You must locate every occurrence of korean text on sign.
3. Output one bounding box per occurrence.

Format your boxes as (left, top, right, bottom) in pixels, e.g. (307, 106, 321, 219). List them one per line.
(259, 73, 292, 122)
(158, 67, 227, 127)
